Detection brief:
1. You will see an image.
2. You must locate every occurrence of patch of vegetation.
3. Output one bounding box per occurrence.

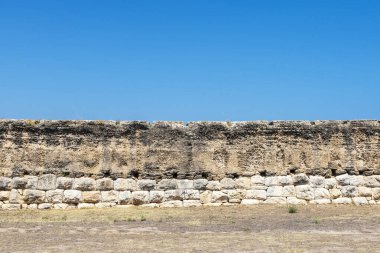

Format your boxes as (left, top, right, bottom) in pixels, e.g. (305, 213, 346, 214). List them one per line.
(25, 120, 39, 126)
(312, 218, 320, 224)
(288, 206, 298, 214)
(140, 215, 146, 221)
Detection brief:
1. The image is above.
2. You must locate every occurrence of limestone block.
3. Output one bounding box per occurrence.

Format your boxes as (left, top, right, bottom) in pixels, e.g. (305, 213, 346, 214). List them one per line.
(150, 191, 165, 203)
(53, 203, 69, 209)
(194, 179, 208, 190)
(96, 178, 113, 191)
(160, 200, 183, 207)
(118, 191, 131, 204)
(325, 178, 337, 189)
(23, 189, 45, 204)
(183, 200, 201, 207)
(332, 197, 352, 204)
(38, 203, 53, 209)
(310, 176, 325, 188)
(267, 186, 283, 197)
(182, 189, 200, 200)
(0, 177, 12, 190)
(63, 190, 81, 204)
(114, 178, 137, 191)
(264, 197, 286, 204)
(329, 189, 341, 199)
(56, 177, 74, 189)
(131, 191, 149, 205)
(358, 187, 372, 197)
(81, 191, 101, 203)
(212, 191, 228, 203)
(101, 190, 118, 203)
(138, 180, 156, 191)
(265, 177, 280, 186)
(251, 175, 265, 185)
(278, 175, 293, 185)
(73, 177, 96, 191)
(9, 189, 23, 204)
(295, 185, 314, 200)
(2, 204, 21, 210)
(227, 189, 245, 200)
(310, 199, 331, 204)
(350, 176, 365, 186)
(283, 185, 296, 197)
(157, 179, 177, 190)
(12, 177, 28, 189)
(235, 177, 251, 189)
(372, 188, 380, 200)
(352, 197, 368, 205)
(287, 197, 307, 205)
(37, 174, 56, 190)
(164, 190, 183, 201)
(364, 176, 380, 188)
(206, 181, 221, 191)
(292, 174, 309, 185)
(177, 180, 193, 190)
(200, 190, 212, 204)
(95, 202, 115, 208)
(141, 203, 159, 208)
(27, 204, 38, 209)
(314, 188, 330, 199)
(246, 190, 267, 200)
(46, 189, 64, 203)
(241, 199, 260, 205)
(220, 178, 235, 189)
(341, 186, 358, 197)
(0, 191, 10, 201)
(336, 174, 350, 186)
(78, 203, 94, 209)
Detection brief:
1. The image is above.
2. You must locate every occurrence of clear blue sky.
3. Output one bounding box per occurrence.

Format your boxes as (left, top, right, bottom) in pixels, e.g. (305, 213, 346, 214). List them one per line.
(1, 1, 379, 121)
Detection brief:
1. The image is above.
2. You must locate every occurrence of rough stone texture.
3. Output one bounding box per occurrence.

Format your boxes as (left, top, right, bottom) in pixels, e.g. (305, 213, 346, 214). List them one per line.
(0, 120, 380, 208)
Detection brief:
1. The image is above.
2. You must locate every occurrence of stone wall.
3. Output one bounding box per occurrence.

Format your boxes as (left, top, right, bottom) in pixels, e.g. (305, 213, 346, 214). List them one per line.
(0, 119, 379, 209)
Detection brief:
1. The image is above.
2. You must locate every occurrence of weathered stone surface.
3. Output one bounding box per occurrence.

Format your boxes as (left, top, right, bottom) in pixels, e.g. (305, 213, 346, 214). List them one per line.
(314, 188, 330, 199)
(241, 199, 260, 205)
(118, 191, 131, 204)
(23, 190, 45, 204)
(194, 179, 208, 190)
(38, 203, 53, 209)
(73, 178, 95, 191)
(310, 176, 325, 188)
(2, 204, 21, 210)
(9, 189, 23, 204)
(160, 200, 183, 207)
(101, 190, 118, 203)
(182, 189, 200, 200)
(341, 186, 358, 197)
(251, 176, 265, 185)
(220, 178, 235, 189)
(157, 179, 177, 190)
(336, 174, 351, 186)
(200, 190, 212, 204)
(81, 191, 101, 203)
(295, 185, 314, 200)
(0, 177, 12, 190)
(164, 190, 182, 201)
(149, 191, 165, 203)
(206, 181, 221, 191)
(63, 190, 81, 204)
(183, 200, 201, 207)
(25, 176, 38, 189)
(46, 189, 64, 203)
(78, 203, 94, 209)
(332, 197, 352, 204)
(292, 174, 309, 185)
(138, 180, 156, 191)
(283, 185, 295, 197)
(56, 177, 74, 189)
(12, 177, 27, 189)
(177, 180, 193, 190)
(96, 178, 113, 191)
(235, 177, 251, 189)
(212, 191, 228, 203)
(246, 190, 266, 200)
(131, 191, 149, 205)
(287, 197, 307, 205)
(264, 197, 286, 204)
(0, 191, 10, 201)
(267, 186, 283, 197)
(352, 197, 368, 205)
(37, 174, 56, 190)
(114, 179, 137, 191)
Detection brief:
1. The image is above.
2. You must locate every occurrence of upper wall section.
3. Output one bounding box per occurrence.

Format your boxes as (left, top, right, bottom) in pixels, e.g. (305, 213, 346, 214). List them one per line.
(0, 120, 379, 179)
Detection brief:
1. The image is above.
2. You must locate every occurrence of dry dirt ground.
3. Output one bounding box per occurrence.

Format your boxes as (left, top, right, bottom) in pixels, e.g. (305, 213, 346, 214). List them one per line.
(0, 205, 379, 253)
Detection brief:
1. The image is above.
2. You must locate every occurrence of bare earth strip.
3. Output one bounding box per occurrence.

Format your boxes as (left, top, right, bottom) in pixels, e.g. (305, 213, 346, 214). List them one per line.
(0, 206, 380, 253)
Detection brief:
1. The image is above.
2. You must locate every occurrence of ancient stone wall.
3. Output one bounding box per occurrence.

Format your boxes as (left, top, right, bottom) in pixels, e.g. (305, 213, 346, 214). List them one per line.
(0, 119, 379, 209)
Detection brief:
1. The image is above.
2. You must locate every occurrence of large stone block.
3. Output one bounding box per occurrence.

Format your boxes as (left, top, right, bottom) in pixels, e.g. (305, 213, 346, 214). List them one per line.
(114, 178, 137, 191)
(295, 185, 314, 200)
(157, 179, 177, 190)
(206, 181, 221, 191)
(0, 177, 12, 190)
(63, 190, 81, 204)
(73, 177, 96, 191)
(149, 191, 165, 203)
(138, 180, 156, 191)
(81, 191, 101, 203)
(220, 178, 235, 189)
(246, 190, 267, 200)
(96, 178, 113, 191)
(46, 189, 64, 203)
(131, 191, 149, 205)
(37, 174, 57, 190)
(24, 189, 45, 204)
(56, 177, 74, 189)
(12, 177, 28, 189)
(267, 186, 283, 197)
(101, 190, 118, 203)
(194, 179, 208, 190)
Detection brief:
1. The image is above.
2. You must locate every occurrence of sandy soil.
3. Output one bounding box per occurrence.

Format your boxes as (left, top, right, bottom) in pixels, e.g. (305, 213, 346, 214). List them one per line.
(0, 205, 379, 253)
